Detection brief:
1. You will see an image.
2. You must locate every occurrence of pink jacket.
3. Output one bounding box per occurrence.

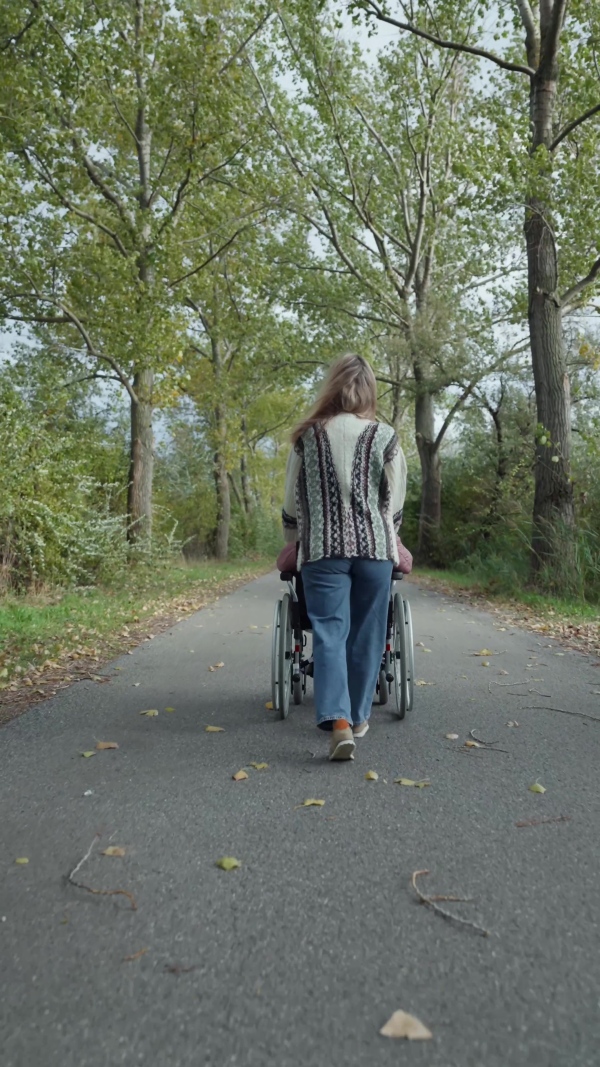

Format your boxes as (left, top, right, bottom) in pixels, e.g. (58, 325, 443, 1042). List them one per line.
(276, 538, 413, 575)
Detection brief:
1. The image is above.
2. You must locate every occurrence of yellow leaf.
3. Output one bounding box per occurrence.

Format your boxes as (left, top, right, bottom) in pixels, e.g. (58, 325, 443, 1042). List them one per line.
(299, 798, 325, 807)
(165, 707, 175, 712)
(96, 741, 119, 750)
(140, 709, 158, 717)
(394, 778, 430, 788)
(422, 648, 432, 653)
(215, 856, 241, 871)
(365, 770, 379, 781)
(250, 762, 269, 770)
(474, 649, 494, 656)
(15, 857, 29, 865)
(265, 701, 274, 710)
(481, 661, 490, 667)
(210, 662, 225, 670)
(81, 751, 96, 758)
(205, 725, 225, 732)
(233, 770, 249, 781)
(415, 680, 435, 686)
(102, 846, 126, 857)
(464, 740, 481, 748)
(529, 781, 546, 794)
(380, 1010, 432, 1040)
(445, 733, 459, 740)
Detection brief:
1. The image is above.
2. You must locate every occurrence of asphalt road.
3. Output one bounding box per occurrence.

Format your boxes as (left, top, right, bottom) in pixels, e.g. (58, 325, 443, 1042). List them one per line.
(2, 571, 600, 1067)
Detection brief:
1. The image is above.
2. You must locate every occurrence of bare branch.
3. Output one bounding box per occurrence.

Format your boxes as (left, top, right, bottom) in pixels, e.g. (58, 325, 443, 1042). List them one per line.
(551, 102, 600, 151)
(220, 10, 272, 74)
(168, 228, 248, 289)
(560, 254, 600, 311)
(359, 0, 535, 77)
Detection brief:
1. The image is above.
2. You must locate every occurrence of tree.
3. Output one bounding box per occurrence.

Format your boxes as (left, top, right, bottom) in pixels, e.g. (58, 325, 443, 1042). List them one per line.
(0, 0, 272, 540)
(351, 0, 600, 579)
(253, 5, 518, 559)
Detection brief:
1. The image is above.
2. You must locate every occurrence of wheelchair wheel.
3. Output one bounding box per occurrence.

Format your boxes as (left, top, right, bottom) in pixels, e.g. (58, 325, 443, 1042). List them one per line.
(403, 596, 415, 711)
(278, 593, 293, 719)
(271, 599, 281, 712)
(392, 592, 408, 719)
(378, 668, 389, 706)
(293, 678, 303, 704)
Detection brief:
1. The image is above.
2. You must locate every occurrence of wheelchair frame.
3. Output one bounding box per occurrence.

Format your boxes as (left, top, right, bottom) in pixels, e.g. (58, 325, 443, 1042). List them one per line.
(271, 568, 414, 721)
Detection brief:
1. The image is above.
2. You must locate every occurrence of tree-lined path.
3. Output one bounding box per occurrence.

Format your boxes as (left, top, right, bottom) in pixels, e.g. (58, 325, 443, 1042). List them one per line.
(2, 572, 600, 1067)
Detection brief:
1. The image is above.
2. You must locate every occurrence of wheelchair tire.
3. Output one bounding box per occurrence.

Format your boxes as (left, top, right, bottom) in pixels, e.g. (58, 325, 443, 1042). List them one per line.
(403, 595, 415, 711)
(392, 592, 408, 720)
(278, 593, 293, 720)
(293, 678, 303, 705)
(378, 669, 389, 706)
(271, 599, 282, 712)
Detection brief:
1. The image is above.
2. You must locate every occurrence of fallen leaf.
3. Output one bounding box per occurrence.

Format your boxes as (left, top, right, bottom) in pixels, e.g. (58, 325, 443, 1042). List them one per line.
(123, 948, 148, 962)
(211, 662, 225, 670)
(249, 625, 258, 629)
(140, 709, 158, 717)
(298, 798, 325, 807)
(529, 781, 546, 794)
(83, 790, 93, 796)
(265, 701, 274, 710)
(365, 770, 379, 781)
(132, 682, 141, 687)
(481, 661, 490, 667)
(380, 1010, 432, 1040)
(205, 725, 225, 732)
(464, 739, 481, 748)
(233, 770, 249, 781)
(394, 778, 430, 788)
(81, 751, 96, 758)
(102, 846, 126, 857)
(15, 857, 29, 865)
(96, 742, 119, 751)
(215, 856, 241, 871)
(506, 720, 520, 728)
(415, 680, 435, 686)
(415, 641, 425, 647)
(554, 652, 565, 656)
(250, 762, 269, 770)
(165, 706, 175, 712)
(422, 648, 432, 653)
(473, 648, 494, 656)
(498, 669, 509, 675)
(445, 733, 459, 740)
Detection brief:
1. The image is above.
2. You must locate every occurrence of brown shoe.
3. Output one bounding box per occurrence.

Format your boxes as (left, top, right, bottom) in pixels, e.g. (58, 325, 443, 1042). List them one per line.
(329, 727, 356, 761)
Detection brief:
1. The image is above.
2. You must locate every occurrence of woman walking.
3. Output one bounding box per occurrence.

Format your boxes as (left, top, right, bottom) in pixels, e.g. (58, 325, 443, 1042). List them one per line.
(282, 354, 407, 761)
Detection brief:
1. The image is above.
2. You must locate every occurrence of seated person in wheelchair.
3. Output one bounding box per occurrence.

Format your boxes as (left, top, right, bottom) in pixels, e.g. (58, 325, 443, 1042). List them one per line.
(280, 353, 408, 762)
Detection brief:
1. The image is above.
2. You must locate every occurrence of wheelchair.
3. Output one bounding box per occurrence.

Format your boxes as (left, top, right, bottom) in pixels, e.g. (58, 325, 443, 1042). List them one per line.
(271, 564, 415, 721)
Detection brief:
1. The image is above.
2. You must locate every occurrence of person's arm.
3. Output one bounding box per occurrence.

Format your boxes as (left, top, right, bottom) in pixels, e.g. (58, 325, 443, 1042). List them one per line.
(282, 446, 302, 543)
(385, 440, 407, 530)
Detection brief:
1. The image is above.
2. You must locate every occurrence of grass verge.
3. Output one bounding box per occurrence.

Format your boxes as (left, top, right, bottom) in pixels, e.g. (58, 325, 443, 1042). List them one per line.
(414, 566, 600, 656)
(0, 558, 272, 724)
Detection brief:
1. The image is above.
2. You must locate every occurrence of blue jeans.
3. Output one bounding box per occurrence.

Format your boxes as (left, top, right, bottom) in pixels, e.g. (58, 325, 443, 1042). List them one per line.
(301, 558, 393, 730)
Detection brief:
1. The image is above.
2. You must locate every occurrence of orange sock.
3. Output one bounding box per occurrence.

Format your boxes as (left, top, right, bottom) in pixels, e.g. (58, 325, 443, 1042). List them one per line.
(333, 719, 351, 730)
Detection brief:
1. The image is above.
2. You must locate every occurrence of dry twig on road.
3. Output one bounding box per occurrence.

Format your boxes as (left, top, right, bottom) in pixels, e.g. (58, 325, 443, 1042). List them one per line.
(521, 706, 600, 724)
(410, 870, 490, 937)
(67, 834, 137, 911)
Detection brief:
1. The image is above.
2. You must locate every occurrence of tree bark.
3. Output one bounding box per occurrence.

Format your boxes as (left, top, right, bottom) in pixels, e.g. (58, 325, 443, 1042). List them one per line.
(240, 415, 253, 514)
(127, 366, 154, 542)
(526, 62, 574, 574)
(213, 404, 231, 561)
(414, 388, 441, 563)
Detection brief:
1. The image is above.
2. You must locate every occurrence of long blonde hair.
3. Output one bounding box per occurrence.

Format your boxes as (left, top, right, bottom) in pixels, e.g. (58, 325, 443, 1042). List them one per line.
(292, 353, 378, 443)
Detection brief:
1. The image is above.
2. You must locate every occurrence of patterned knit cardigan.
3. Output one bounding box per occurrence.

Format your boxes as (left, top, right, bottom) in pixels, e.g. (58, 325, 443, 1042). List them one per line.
(282, 413, 407, 568)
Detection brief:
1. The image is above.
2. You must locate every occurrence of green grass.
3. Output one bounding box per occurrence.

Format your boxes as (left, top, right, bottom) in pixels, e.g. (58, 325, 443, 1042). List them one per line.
(0, 558, 271, 678)
(416, 566, 600, 623)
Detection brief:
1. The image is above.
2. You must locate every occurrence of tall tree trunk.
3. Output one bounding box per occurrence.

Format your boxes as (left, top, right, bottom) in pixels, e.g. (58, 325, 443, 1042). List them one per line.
(213, 403, 230, 560)
(526, 17, 574, 576)
(127, 367, 154, 542)
(414, 387, 441, 563)
(240, 415, 252, 514)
